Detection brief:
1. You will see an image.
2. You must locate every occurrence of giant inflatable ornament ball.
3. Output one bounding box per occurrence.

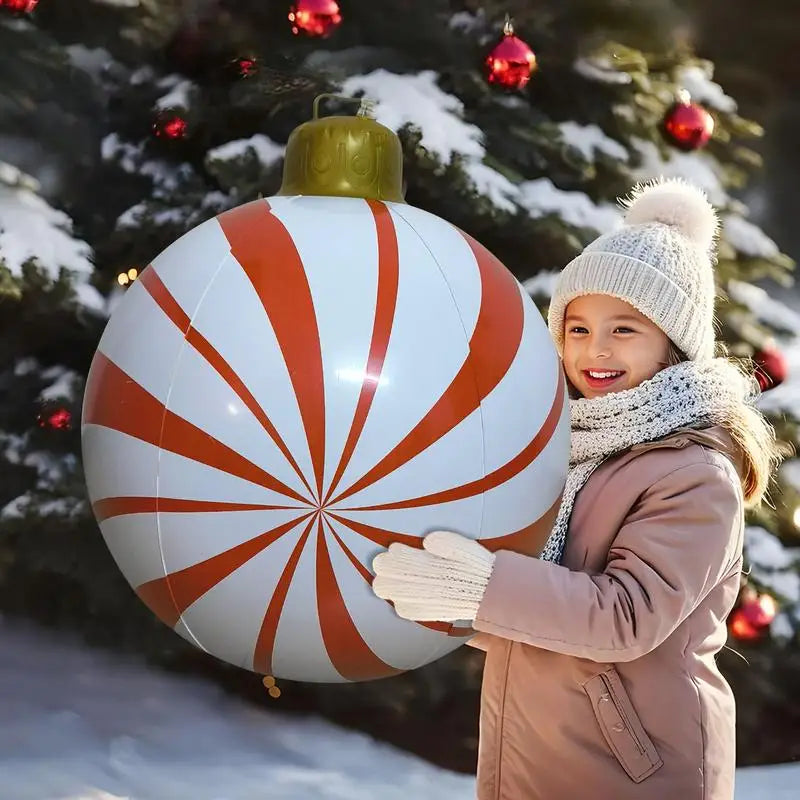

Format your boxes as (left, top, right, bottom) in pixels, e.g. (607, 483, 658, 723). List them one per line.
(81, 95, 569, 683)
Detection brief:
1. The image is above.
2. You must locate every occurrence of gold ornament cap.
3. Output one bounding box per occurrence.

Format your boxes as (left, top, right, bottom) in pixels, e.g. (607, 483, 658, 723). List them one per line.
(277, 94, 405, 202)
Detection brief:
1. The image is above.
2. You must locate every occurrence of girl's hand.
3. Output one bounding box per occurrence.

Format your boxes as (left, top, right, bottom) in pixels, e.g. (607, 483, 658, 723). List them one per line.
(371, 530, 496, 622)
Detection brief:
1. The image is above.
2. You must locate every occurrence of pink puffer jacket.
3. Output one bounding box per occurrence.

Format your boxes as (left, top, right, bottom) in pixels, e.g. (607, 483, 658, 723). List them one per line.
(469, 426, 745, 800)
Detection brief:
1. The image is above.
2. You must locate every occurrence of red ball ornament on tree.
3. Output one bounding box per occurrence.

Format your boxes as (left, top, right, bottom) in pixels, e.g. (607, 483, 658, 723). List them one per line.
(236, 57, 259, 78)
(729, 587, 777, 641)
(37, 407, 72, 431)
(742, 591, 777, 629)
(153, 111, 188, 140)
(663, 90, 714, 151)
(753, 345, 788, 392)
(485, 17, 537, 90)
(1, 0, 39, 13)
(288, 0, 342, 38)
(729, 608, 761, 641)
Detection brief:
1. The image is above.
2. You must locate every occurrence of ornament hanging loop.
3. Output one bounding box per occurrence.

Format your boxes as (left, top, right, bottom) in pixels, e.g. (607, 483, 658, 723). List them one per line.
(503, 14, 514, 36)
(312, 93, 376, 121)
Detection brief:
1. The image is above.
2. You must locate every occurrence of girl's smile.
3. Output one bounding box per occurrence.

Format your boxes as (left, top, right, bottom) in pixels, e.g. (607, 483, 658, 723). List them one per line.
(581, 368, 626, 391)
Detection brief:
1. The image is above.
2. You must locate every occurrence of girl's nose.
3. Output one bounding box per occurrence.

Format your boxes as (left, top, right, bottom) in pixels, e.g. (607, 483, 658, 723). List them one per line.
(589, 335, 611, 359)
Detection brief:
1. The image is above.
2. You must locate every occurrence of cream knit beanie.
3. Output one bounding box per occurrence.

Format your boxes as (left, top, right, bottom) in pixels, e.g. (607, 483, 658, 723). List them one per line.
(547, 177, 720, 362)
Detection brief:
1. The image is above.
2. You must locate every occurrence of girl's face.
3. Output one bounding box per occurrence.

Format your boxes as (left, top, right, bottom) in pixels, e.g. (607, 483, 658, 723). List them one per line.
(562, 294, 672, 398)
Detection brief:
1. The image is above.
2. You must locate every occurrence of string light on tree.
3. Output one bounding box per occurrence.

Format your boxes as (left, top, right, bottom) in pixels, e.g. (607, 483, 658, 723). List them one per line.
(753, 343, 788, 391)
(485, 16, 537, 90)
(153, 111, 188, 140)
(288, 0, 342, 37)
(117, 268, 139, 288)
(0, 0, 38, 13)
(662, 89, 714, 151)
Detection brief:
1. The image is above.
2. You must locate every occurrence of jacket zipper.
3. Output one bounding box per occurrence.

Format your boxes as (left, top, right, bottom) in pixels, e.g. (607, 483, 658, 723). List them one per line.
(601, 673, 648, 758)
(494, 642, 513, 799)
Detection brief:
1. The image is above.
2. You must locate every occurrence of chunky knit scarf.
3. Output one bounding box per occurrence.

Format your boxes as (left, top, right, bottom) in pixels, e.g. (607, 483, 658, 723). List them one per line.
(539, 358, 756, 564)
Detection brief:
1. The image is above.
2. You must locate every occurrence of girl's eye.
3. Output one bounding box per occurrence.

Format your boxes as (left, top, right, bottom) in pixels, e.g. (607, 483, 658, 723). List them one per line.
(568, 326, 588, 334)
(615, 327, 635, 334)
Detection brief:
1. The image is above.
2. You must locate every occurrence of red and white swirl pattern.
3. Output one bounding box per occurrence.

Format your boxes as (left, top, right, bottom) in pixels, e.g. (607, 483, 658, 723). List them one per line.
(81, 196, 569, 683)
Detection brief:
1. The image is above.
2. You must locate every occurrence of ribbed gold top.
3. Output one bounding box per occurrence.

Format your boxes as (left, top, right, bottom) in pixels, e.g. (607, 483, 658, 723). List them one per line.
(277, 96, 405, 202)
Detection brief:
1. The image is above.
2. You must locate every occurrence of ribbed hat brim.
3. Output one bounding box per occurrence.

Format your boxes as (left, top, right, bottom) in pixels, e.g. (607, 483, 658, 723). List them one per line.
(547, 251, 715, 362)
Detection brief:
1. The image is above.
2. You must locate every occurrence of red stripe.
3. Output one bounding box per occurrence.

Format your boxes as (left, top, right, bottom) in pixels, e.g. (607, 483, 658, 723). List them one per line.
(325, 519, 471, 638)
(138, 267, 315, 500)
(252, 515, 316, 674)
(136, 512, 313, 628)
(330, 228, 527, 506)
(316, 518, 403, 681)
(323, 200, 399, 505)
(325, 519, 374, 585)
(92, 496, 304, 524)
(83, 353, 310, 505)
(337, 371, 565, 511)
(325, 511, 420, 548)
(218, 200, 326, 503)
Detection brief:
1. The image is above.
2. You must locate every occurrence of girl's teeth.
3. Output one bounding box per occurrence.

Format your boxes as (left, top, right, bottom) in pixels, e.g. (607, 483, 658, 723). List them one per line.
(588, 371, 620, 378)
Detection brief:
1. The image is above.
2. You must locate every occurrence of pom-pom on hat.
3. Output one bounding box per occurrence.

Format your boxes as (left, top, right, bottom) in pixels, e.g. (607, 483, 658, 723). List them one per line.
(547, 177, 720, 361)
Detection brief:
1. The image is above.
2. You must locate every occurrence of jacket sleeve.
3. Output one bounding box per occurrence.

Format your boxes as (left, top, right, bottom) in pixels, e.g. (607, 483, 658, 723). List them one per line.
(472, 460, 742, 663)
(466, 632, 492, 651)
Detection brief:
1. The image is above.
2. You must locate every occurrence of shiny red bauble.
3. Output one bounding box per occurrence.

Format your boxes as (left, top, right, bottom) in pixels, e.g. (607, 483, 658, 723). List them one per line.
(753, 346, 788, 392)
(485, 21, 536, 90)
(663, 98, 714, 151)
(288, 0, 342, 37)
(1, 0, 38, 12)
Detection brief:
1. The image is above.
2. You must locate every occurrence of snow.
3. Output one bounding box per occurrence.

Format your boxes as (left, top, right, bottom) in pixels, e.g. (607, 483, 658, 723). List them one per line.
(130, 66, 156, 85)
(573, 56, 633, 85)
(449, 10, 483, 32)
(39, 367, 78, 402)
(463, 161, 518, 212)
(558, 122, 628, 162)
(721, 278, 800, 426)
(744, 526, 800, 620)
(0, 619, 797, 799)
(207, 135, 286, 168)
(631, 138, 728, 206)
(2, 493, 83, 520)
(724, 215, 781, 260)
(0, 620, 474, 800)
(342, 70, 484, 165)
(677, 65, 738, 114)
(518, 178, 621, 232)
(65, 45, 115, 80)
(102, 135, 208, 232)
(0, 163, 104, 313)
(522, 269, 560, 300)
(727, 280, 800, 335)
(339, 70, 629, 232)
(154, 78, 195, 111)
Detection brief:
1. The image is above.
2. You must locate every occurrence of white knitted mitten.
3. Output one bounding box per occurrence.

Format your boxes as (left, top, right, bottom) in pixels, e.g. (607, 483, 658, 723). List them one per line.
(372, 530, 496, 622)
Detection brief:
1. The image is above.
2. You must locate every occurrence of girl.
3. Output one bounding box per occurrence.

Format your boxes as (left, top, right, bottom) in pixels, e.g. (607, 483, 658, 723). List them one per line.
(371, 178, 788, 800)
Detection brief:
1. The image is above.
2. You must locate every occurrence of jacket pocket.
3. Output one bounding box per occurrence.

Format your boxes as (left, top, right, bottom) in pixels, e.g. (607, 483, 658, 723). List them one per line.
(583, 668, 663, 783)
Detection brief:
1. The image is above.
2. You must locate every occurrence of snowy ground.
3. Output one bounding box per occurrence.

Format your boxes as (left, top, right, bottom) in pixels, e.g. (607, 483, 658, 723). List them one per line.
(1, 619, 798, 799)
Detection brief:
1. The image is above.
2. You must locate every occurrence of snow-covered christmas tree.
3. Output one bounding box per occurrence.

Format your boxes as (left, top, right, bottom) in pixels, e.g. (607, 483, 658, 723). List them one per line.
(1, 0, 798, 770)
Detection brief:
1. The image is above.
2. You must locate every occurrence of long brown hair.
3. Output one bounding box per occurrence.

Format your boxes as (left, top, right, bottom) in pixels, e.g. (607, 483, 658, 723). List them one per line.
(662, 342, 791, 507)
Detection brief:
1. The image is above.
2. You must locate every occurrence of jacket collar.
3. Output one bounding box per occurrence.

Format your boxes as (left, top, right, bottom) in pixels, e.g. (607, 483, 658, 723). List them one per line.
(628, 425, 745, 476)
